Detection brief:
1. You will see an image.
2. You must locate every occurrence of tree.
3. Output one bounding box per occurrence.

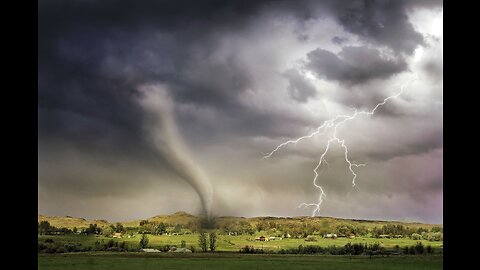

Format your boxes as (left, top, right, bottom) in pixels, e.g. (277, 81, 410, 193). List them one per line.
(256, 222, 265, 232)
(39, 221, 51, 235)
(198, 232, 208, 252)
(268, 221, 277, 230)
(416, 227, 428, 234)
(115, 223, 125, 233)
(103, 226, 114, 237)
(139, 233, 149, 249)
(87, 224, 98, 235)
(155, 222, 166, 235)
(411, 233, 422, 240)
(209, 232, 217, 252)
(414, 242, 424, 255)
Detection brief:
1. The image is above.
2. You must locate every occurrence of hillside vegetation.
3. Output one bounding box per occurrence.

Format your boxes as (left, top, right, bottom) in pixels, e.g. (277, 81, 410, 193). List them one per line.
(38, 212, 443, 255)
(39, 211, 441, 233)
(38, 214, 110, 229)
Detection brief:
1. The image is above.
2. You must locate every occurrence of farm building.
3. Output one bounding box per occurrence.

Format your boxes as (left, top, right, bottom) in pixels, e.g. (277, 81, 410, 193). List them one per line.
(140, 248, 161, 253)
(113, 232, 122, 238)
(324, 233, 337, 239)
(255, 236, 267, 241)
(173, 248, 192, 253)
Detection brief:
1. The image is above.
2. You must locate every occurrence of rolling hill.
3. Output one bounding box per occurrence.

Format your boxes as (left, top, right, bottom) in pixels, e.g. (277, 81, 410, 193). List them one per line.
(38, 211, 441, 231)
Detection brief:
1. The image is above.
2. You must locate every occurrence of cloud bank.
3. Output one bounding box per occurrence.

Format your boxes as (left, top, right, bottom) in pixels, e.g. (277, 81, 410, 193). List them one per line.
(38, 0, 443, 223)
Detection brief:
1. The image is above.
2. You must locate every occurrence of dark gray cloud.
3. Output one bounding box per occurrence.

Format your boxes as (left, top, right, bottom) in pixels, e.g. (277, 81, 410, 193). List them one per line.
(325, 0, 442, 55)
(332, 36, 349, 45)
(306, 46, 407, 85)
(38, 0, 442, 223)
(283, 69, 318, 102)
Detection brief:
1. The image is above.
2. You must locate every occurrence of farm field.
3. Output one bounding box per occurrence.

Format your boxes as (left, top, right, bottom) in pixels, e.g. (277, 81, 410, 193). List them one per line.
(38, 253, 443, 270)
(38, 213, 443, 269)
(38, 233, 443, 252)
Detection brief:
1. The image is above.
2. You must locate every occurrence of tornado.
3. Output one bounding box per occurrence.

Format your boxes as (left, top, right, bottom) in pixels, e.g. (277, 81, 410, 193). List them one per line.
(137, 84, 213, 219)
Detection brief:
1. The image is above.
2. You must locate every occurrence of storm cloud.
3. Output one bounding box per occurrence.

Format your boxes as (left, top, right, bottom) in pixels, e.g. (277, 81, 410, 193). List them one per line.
(38, 0, 443, 223)
(305, 46, 408, 85)
(283, 69, 318, 102)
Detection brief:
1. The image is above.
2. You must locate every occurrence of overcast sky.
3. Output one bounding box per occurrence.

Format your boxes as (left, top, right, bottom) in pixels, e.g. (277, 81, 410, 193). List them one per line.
(38, 0, 443, 224)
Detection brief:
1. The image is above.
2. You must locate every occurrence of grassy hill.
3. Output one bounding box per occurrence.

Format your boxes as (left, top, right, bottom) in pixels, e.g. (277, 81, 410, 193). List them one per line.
(38, 214, 110, 229)
(122, 211, 198, 227)
(38, 211, 441, 231)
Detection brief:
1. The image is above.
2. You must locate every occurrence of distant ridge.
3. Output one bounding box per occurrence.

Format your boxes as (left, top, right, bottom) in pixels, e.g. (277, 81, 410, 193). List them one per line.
(38, 214, 111, 228)
(38, 212, 441, 229)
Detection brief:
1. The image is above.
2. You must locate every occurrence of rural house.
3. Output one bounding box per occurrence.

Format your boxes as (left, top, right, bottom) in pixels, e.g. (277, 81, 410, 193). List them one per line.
(255, 236, 267, 241)
(324, 233, 337, 239)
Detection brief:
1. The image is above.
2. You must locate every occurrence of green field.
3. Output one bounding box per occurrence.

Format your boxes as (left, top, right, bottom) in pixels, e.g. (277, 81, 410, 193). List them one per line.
(38, 253, 443, 270)
(38, 233, 443, 252)
(38, 213, 443, 269)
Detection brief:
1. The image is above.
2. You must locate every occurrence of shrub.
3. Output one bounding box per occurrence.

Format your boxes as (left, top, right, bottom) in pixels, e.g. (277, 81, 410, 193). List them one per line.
(240, 245, 254, 253)
(119, 241, 128, 251)
(139, 233, 149, 249)
(55, 246, 66, 253)
(38, 242, 47, 252)
(102, 226, 114, 237)
(295, 245, 324, 254)
(350, 243, 367, 255)
(240, 245, 264, 254)
(426, 232, 443, 241)
(305, 236, 317, 242)
(414, 242, 424, 255)
(106, 239, 116, 249)
(411, 233, 422, 240)
(159, 245, 172, 252)
(94, 241, 103, 251)
(64, 243, 81, 252)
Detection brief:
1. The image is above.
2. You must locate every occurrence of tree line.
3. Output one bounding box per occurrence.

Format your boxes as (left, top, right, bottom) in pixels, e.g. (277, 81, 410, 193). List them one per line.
(240, 242, 437, 256)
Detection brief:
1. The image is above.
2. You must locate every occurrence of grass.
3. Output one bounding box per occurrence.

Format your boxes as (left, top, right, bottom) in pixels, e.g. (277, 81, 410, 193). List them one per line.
(38, 233, 443, 252)
(38, 252, 443, 270)
(38, 215, 110, 229)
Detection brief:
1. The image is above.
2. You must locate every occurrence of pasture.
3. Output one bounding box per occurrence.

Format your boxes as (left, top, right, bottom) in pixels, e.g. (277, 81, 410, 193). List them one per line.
(38, 253, 443, 270)
(38, 232, 443, 252)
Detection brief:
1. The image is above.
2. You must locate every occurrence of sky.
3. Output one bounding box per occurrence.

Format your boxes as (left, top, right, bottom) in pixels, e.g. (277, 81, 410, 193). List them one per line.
(38, 0, 443, 224)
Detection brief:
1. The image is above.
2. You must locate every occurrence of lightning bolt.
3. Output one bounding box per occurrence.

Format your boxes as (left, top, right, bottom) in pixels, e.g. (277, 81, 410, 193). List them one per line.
(264, 78, 418, 217)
